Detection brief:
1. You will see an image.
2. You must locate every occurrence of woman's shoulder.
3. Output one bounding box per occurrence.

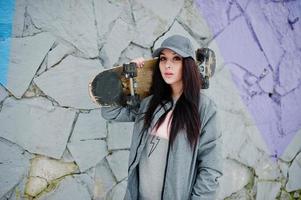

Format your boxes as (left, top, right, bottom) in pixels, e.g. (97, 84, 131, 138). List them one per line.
(198, 92, 218, 115)
(139, 95, 153, 110)
(199, 92, 217, 107)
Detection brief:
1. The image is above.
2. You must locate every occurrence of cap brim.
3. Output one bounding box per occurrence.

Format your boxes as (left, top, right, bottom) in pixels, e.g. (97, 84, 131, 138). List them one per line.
(152, 46, 192, 58)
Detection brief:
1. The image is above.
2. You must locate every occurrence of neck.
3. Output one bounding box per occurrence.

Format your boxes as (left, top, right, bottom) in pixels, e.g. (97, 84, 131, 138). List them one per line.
(171, 82, 183, 101)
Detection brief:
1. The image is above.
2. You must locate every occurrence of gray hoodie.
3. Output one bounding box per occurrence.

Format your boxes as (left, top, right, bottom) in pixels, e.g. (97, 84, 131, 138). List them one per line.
(101, 93, 223, 200)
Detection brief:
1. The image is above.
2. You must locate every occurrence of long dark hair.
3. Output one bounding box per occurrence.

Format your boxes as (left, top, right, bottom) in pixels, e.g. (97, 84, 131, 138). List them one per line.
(143, 57, 202, 150)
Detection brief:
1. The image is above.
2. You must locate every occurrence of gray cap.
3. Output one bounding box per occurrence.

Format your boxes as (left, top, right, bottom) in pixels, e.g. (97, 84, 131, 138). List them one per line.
(152, 35, 194, 59)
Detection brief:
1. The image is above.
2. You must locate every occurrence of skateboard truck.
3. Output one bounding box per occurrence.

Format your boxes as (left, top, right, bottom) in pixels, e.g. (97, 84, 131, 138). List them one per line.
(196, 48, 216, 89)
(122, 62, 140, 108)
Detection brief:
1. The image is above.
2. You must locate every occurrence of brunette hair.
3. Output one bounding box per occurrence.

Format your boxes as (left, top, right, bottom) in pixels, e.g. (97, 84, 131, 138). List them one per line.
(143, 57, 202, 150)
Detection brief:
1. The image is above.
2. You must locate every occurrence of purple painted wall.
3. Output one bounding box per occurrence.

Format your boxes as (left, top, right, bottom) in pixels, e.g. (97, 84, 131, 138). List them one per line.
(196, 0, 301, 158)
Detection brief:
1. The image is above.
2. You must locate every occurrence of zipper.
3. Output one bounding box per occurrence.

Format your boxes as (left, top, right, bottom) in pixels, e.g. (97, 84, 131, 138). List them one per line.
(128, 129, 146, 173)
(160, 101, 174, 199)
(160, 137, 171, 200)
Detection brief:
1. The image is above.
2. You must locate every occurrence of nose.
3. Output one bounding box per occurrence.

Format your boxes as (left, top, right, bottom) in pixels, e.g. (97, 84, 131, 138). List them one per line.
(166, 59, 172, 69)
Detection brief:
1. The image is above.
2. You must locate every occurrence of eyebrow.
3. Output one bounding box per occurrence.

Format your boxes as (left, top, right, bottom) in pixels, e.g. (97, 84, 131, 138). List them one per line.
(160, 52, 178, 56)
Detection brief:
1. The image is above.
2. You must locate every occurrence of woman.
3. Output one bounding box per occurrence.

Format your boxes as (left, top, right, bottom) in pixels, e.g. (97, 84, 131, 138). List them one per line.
(101, 35, 222, 200)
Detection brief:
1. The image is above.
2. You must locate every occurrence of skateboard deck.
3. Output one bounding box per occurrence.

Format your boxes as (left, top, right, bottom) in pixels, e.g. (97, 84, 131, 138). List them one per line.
(89, 48, 216, 107)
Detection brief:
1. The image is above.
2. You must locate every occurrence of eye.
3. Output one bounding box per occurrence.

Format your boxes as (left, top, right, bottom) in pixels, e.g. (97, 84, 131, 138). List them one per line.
(159, 56, 167, 62)
(173, 56, 182, 62)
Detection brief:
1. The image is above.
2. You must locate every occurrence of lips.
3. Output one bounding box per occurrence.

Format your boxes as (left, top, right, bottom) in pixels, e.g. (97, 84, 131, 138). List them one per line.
(164, 72, 174, 76)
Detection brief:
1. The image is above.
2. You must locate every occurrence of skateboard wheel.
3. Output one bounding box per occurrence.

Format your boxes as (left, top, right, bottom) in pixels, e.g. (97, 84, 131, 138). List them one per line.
(91, 71, 125, 106)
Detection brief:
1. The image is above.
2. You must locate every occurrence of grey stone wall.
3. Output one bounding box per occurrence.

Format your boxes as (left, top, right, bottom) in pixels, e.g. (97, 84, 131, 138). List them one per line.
(0, 0, 300, 200)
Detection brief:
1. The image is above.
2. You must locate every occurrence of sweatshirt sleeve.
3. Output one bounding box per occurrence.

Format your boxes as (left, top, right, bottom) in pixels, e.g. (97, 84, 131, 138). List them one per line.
(101, 105, 139, 122)
(191, 98, 223, 200)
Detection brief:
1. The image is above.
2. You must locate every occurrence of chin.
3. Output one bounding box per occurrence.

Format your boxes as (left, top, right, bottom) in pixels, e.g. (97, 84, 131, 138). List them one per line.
(163, 79, 174, 85)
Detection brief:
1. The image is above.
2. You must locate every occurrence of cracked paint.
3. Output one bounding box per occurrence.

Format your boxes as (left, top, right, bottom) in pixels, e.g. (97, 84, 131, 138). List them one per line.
(196, 0, 301, 158)
(25, 155, 78, 198)
(1, 1, 301, 199)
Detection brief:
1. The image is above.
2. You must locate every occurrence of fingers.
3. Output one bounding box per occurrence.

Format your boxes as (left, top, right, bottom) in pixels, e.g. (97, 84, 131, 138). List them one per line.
(130, 57, 145, 68)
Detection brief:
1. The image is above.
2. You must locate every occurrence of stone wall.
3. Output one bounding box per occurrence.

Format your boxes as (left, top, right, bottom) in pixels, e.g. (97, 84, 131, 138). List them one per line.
(0, 0, 300, 199)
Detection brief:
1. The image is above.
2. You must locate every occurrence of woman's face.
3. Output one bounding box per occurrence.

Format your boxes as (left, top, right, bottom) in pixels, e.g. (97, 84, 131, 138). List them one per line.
(159, 49, 183, 88)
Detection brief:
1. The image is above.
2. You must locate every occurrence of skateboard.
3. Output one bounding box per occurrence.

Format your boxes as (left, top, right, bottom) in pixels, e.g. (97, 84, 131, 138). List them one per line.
(196, 48, 216, 89)
(88, 48, 216, 107)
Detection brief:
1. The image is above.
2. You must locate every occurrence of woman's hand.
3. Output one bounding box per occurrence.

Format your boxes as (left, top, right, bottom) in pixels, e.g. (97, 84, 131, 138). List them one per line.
(130, 57, 145, 68)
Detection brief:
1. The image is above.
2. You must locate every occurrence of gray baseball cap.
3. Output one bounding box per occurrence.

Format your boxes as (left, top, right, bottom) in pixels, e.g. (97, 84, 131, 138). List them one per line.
(152, 35, 194, 59)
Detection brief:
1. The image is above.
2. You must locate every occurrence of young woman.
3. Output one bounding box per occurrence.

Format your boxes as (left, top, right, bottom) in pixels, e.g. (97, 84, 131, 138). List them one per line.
(101, 35, 222, 200)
